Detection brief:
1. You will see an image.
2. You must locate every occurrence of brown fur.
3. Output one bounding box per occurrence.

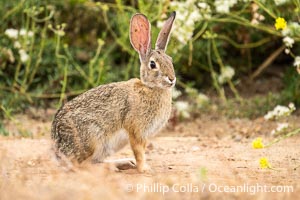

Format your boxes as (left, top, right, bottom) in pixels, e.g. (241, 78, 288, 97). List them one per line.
(51, 12, 176, 172)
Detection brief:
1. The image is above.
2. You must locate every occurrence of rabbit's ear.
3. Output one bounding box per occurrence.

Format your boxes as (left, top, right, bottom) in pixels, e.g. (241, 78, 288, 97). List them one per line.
(155, 11, 176, 52)
(130, 14, 151, 61)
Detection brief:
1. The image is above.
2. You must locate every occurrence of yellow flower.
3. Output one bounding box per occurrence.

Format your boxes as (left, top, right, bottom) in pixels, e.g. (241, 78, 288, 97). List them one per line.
(252, 137, 264, 149)
(275, 17, 287, 30)
(259, 157, 271, 169)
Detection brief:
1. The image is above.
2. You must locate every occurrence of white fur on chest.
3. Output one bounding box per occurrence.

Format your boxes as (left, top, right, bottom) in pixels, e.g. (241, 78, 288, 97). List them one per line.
(142, 107, 171, 137)
(108, 129, 129, 151)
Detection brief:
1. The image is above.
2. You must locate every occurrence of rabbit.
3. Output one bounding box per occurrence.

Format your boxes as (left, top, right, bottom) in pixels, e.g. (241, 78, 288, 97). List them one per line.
(51, 11, 176, 173)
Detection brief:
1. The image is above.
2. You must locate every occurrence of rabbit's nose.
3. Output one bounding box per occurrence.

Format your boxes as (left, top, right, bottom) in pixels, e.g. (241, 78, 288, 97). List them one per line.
(168, 77, 176, 83)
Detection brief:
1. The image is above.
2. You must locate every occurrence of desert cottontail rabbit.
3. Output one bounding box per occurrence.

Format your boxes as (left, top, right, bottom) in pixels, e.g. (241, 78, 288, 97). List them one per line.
(51, 12, 176, 172)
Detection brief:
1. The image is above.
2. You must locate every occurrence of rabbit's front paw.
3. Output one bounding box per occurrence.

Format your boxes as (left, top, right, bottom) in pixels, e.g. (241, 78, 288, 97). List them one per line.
(137, 163, 152, 173)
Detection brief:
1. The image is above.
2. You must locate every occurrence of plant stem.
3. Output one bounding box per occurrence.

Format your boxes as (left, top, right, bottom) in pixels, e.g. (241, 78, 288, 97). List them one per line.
(266, 128, 300, 148)
(217, 35, 271, 49)
(55, 35, 69, 107)
(207, 40, 226, 102)
(212, 37, 241, 101)
(88, 40, 104, 87)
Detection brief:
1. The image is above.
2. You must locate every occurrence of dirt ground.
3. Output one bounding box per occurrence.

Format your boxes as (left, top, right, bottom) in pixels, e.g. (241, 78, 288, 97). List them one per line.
(0, 109, 300, 200)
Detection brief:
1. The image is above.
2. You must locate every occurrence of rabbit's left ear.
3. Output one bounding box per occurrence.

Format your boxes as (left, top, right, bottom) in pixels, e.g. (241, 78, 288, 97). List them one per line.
(130, 14, 151, 61)
(155, 11, 176, 52)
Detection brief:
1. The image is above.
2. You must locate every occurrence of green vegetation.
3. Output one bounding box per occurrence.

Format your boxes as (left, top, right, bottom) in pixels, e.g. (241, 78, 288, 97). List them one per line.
(1, 0, 299, 122)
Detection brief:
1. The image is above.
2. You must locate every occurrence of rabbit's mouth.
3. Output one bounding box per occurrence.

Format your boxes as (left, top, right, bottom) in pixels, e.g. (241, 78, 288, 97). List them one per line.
(163, 76, 176, 88)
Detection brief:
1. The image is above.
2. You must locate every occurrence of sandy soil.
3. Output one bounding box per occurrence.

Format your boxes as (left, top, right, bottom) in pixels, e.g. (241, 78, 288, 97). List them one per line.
(0, 111, 300, 200)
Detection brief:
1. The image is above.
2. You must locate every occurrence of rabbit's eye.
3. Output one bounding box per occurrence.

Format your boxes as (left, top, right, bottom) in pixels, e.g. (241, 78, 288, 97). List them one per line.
(150, 61, 156, 69)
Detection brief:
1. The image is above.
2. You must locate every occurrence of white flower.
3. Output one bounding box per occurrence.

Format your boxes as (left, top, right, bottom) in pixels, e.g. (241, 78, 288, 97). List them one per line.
(270, 129, 276, 135)
(174, 101, 190, 118)
(196, 93, 209, 108)
(158, 0, 206, 49)
(5, 28, 18, 39)
(2, 48, 15, 63)
(214, 0, 237, 13)
(198, 2, 208, 9)
(276, 123, 289, 132)
(271, 123, 289, 135)
(284, 48, 290, 54)
(251, 3, 259, 12)
(251, 13, 265, 25)
(18, 49, 29, 63)
(172, 87, 182, 99)
(189, 10, 201, 22)
(257, 14, 265, 21)
(14, 41, 21, 49)
(281, 27, 291, 36)
(215, 2, 230, 13)
(175, 101, 189, 111)
(218, 66, 235, 84)
(274, 0, 289, 5)
(264, 103, 296, 120)
(282, 22, 300, 37)
(288, 102, 296, 111)
(283, 36, 294, 48)
(197, 2, 212, 19)
(56, 30, 65, 37)
(19, 29, 34, 37)
(251, 19, 259, 25)
(4, 28, 34, 40)
(293, 56, 300, 68)
(19, 29, 26, 36)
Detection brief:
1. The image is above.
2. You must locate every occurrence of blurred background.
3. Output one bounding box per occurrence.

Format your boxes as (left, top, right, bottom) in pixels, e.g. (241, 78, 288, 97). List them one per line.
(0, 0, 299, 126)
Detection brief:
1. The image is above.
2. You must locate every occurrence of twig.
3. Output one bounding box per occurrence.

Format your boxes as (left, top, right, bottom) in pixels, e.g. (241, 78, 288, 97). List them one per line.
(251, 45, 285, 80)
